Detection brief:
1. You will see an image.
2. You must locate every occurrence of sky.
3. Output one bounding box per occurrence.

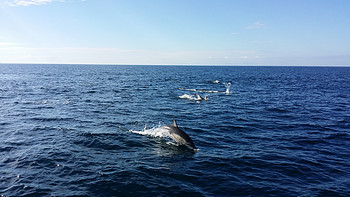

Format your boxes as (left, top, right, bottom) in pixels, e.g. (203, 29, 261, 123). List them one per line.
(0, 0, 349, 66)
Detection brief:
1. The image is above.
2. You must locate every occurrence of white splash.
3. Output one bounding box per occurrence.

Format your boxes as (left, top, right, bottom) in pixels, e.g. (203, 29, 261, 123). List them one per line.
(129, 125, 171, 138)
(223, 82, 232, 94)
(179, 94, 199, 101)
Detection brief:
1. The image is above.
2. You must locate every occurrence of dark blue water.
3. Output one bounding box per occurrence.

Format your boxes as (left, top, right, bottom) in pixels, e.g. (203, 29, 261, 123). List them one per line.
(1, 64, 350, 196)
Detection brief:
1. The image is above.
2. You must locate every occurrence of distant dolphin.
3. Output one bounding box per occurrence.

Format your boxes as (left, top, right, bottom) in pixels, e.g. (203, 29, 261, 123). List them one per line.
(163, 120, 197, 150)
(195, 94, 208, 101)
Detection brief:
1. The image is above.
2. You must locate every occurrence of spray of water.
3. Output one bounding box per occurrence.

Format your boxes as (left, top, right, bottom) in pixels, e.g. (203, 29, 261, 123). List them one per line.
(129, 124, 171, 138)
(223, 82, 232, 94)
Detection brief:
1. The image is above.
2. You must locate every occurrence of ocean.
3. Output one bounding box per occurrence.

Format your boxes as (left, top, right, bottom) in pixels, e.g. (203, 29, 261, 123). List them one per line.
(0, 64, 349, 196)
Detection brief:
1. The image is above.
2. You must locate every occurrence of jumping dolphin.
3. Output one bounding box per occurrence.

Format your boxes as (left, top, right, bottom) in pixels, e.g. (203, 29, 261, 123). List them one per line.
(195, 94, 208, 101)
(163, 120, 197, 150)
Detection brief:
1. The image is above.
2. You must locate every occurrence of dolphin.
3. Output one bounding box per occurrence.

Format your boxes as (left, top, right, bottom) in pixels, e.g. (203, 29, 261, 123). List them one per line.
(163, 120, 197, 150)
(195, 94, 208, 101)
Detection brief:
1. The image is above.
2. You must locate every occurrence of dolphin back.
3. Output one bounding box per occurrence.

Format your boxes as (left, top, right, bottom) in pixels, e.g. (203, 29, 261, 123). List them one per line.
(168, 120, 196, 149)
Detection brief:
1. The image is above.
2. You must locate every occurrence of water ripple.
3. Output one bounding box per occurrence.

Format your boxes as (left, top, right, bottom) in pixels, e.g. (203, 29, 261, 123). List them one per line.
(1, 65, 350, 196)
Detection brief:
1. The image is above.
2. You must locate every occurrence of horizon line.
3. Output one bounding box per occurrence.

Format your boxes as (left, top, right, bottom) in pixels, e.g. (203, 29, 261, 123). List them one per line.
(0, 62, 350, 67)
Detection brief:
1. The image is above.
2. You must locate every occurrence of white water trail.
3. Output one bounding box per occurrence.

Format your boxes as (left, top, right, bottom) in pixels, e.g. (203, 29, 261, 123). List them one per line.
(178, 88, 197, 92)
(179, 94, 200, 101)
(129, 124, 171, 138)
(178, 88, 219, 93)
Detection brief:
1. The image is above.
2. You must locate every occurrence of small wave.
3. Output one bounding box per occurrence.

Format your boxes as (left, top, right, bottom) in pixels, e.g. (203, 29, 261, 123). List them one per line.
(267, 107, 289, 113)
(207, 80, 221, 84)
(205, 80, 221, 84)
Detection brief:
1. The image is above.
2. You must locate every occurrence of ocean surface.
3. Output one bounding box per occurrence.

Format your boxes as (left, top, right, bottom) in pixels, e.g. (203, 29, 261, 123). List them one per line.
(0, 64, 349, 196)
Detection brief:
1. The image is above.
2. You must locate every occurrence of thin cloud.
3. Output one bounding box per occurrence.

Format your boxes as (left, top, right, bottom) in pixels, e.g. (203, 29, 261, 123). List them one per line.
(246, 22, 265, 30)
(0, 42, 23, 46)
(0, 0, 85, 6)
(3, 0, 51, 6)
(250, 40, 272, 44)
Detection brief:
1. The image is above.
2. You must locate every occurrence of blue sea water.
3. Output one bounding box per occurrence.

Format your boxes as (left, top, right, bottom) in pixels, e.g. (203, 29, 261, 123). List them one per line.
(0, 64, 350, 196)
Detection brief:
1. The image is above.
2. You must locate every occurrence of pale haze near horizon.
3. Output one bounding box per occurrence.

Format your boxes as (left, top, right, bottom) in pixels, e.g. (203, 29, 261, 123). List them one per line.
(0, 0, 349, 66)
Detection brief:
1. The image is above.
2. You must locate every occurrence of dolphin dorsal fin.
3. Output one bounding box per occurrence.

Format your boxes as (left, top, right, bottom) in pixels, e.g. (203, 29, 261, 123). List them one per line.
(173, 120, 178, 127)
